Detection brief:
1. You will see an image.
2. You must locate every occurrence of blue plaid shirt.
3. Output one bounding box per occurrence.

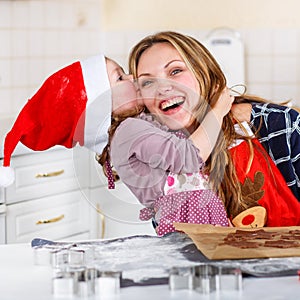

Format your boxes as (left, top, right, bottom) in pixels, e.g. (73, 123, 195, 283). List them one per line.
(250, 103, 300, 201)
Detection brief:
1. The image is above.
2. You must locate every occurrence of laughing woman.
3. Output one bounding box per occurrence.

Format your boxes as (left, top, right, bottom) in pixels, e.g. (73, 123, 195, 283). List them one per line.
(99, 31, 300, 235)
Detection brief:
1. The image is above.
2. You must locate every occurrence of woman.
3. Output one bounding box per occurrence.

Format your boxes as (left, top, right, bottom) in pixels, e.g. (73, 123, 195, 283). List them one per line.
(100, 31, 300, 233)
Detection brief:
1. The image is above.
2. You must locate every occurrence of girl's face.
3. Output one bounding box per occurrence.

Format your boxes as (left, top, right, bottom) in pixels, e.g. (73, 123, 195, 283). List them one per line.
(136, 43, 200, 130)
(106, 59, 138, 115)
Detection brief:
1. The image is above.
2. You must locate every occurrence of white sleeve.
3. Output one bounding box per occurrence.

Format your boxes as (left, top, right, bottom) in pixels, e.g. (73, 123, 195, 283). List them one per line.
(85, 92, 111, 154)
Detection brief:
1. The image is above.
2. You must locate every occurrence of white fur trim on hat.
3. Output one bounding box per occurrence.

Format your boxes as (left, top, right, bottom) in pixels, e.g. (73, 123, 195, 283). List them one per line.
(81, 55, 112, 153)
(0, 166, 15, 187)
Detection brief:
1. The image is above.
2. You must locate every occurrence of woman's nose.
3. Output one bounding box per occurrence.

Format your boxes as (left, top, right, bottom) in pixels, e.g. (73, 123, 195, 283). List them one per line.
(157, 78, 173, 93)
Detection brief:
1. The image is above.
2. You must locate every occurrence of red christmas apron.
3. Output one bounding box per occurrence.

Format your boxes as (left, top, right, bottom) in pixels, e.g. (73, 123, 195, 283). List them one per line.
(230, 123, 300, 226)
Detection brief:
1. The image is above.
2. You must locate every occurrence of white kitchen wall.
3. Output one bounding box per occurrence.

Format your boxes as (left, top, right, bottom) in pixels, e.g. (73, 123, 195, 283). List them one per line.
(103, 28, 300, 107)
(1, 0, 300, 120)
(244, 28, 300, 105)
(0, 0, 104, 118)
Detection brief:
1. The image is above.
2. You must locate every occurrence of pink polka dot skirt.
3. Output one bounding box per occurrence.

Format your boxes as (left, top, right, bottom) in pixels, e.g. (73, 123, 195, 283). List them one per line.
(153, 189, 229, 236)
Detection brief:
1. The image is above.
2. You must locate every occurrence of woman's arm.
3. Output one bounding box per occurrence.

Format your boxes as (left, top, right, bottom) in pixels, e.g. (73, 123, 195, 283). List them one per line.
(251, 103, 300, 200)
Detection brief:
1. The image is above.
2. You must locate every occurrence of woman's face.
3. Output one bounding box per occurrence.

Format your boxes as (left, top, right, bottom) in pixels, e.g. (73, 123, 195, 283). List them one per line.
(106, 59, 138, 115)
(136, 43, 200, 130)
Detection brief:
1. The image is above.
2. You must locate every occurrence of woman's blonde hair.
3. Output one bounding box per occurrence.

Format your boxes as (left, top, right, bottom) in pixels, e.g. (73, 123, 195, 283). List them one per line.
(128, 31, 270, 217)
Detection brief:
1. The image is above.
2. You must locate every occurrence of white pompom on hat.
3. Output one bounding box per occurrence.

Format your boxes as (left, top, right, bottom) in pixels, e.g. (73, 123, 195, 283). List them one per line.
(0, 54, 111, 187)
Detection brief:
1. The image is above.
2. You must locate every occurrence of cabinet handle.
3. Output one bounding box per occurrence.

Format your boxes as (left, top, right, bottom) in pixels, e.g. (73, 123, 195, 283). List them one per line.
(36, 214, 65, 225)
(35, 169, 64, 178)
(96, 204, 106, 239)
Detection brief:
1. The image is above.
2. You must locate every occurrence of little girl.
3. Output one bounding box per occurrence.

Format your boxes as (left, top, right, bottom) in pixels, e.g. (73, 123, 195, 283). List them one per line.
(0, 55, 138, 187)
(101, 88, 233, 236)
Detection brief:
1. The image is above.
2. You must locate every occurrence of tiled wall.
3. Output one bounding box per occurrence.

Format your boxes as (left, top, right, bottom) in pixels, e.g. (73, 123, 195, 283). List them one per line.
(243, 28, 300, 105)
(0, 0, 104, 118)
(1, 1, 300, 120)
(103, 29, 300, 107)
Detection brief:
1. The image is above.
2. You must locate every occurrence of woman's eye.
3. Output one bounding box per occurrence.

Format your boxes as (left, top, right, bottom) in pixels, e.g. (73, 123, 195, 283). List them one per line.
(140, 78, 154, 88)
(170, 68, 182, 76)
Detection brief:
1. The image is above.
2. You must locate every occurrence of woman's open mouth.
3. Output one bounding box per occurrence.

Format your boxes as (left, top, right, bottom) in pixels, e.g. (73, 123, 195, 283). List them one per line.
(159, 96, 185, 112)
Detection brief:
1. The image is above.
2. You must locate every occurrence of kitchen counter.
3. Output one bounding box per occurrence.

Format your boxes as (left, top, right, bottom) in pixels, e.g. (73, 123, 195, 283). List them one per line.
(0, 242, 299, 300)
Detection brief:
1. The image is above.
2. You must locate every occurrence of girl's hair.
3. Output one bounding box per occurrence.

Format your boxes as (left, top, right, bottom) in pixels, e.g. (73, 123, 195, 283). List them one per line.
(127, 31, 272, 217)
(98, 56, 144, 181)
(97, 105, 144, 182)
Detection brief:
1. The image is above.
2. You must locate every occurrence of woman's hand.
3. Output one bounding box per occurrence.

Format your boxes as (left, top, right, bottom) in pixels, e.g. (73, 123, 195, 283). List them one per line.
(231, 103, 252, 123)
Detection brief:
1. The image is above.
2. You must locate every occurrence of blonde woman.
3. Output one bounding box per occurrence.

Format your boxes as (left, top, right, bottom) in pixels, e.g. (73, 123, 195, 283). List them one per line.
(100, 31, 300, 234)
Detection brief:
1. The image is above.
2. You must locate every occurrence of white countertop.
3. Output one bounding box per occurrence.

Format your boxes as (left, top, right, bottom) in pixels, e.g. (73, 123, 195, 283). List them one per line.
(0, 243, 299, 300)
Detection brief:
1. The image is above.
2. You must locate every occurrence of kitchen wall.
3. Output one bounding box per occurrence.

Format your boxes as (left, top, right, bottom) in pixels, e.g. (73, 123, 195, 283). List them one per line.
(1, 0, 300, 120)
(101, 0, 300, 106)
(102, 28, 300, 106)
(102, 0, 300, 30)
(0, 0, 104, 118)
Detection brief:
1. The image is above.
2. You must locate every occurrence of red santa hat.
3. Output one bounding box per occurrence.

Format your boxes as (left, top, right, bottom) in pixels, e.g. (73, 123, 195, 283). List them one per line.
(0, 54, 111, 187)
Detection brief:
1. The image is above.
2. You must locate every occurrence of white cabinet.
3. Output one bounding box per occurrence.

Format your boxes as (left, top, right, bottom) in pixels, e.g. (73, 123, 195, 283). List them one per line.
(6, 190, 89, 243)
(88, 153, 156, 239)
(5, 147, 89, 204)
(0, 206, 5, 244)
(3, 147, 156, 243)
(89, 185, 156, 239)
(4, 147, 91, 244)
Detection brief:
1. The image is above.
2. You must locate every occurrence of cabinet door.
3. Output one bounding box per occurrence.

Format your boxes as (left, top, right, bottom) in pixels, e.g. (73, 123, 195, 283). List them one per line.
(6, 148, 89, 204)
(6, 190, 90, 243)
(0, 213, 5, 244)
(89, 184, 156, 239)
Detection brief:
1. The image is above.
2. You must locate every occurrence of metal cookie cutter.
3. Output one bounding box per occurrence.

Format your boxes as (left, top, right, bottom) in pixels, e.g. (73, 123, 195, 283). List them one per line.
(33, 245, 60, 266)
(169, 266, 194, 290)
(193, 264, 220, 294)
(77, 268, 96, 298)
(68, 248, 86, 268)
(51, 245, 94, 270)
(94, 270, 122, 296)
(218, 266, 243, 291)
(52, 270, 79, 297)
(52, 267, 96, 297)
(51, 248, 70, 270)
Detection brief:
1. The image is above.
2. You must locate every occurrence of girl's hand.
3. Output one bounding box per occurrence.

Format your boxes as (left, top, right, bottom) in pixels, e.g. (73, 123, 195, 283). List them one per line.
(190, 88, 234, 161)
